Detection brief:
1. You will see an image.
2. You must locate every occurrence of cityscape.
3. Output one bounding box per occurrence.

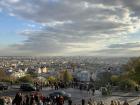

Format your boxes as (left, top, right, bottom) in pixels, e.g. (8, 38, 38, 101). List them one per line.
(0, 0, 140, 105)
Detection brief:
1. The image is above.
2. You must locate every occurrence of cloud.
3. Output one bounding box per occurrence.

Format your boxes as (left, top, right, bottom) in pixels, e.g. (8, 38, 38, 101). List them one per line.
(1, 0, 140, 56)
(109, 42, 140, 49)
(87, 48, 140, 57)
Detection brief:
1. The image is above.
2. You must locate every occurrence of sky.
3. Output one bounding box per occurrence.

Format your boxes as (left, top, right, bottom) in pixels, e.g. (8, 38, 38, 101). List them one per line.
(0, 0, 140, 56)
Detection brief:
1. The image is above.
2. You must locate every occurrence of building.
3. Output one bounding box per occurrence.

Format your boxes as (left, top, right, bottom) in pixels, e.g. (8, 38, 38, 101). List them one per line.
(11, 70, 26, 78)
(36, 67, 48, 74)
(74, 70, 91, 82)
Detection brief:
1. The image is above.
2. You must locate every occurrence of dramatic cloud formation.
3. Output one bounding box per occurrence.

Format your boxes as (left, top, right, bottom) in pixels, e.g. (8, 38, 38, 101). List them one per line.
(1, 0, 140, 56)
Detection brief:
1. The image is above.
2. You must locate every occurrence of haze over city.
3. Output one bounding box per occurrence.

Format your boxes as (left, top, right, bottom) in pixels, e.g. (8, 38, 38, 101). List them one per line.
(1, 0, 140, 56)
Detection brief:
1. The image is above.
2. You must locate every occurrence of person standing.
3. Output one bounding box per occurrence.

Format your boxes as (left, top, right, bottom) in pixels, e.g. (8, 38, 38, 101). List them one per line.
(25, 95, 30, 105)
(30, 94, 36, 105)
(82, 99, 85, 105)
(68, 98, 72, 105)
(12, 92, 22, 105)
(92, 88, 95, 96)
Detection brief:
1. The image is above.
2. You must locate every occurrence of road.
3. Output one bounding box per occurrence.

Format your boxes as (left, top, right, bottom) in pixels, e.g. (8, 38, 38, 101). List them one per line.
(0, 86, 140, 105)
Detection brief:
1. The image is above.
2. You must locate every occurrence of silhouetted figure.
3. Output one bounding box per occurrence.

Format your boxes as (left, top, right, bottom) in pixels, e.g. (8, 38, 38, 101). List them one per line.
(92, 88, 95, 96)
(110, 100, 115, 105)
(25, 95, 30, 105)
(12, 92, 22, 105)
(68, 99, 72, 105)
(82, 99, 85, 105)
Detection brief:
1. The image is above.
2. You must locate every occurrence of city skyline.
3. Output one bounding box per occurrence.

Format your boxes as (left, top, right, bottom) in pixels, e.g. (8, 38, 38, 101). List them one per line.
(0, 0, 140, 57)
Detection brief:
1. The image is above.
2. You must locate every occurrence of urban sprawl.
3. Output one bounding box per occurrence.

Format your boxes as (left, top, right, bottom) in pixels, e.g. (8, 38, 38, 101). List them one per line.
(0, 56, 139, 105)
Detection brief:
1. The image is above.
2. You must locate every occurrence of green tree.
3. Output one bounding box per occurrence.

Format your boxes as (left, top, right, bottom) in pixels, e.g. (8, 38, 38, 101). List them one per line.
(62, 70, 73, 83)
(27, 71, 38, 77)
(0, 69, 7, 81)
(111, 75, 119, 85)
(124, 57, 140, 84)
(97, 71, 112, 85)
(119, 79, 137, 90)
(47, 76, 57, 84)
(17, 75, 33, 83)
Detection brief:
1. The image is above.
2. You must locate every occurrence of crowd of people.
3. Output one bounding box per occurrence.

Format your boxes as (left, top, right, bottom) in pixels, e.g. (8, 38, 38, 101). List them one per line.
(0, 91, 67, 105)
(0, 81, 139, 105)
(0, 90, 139, 105)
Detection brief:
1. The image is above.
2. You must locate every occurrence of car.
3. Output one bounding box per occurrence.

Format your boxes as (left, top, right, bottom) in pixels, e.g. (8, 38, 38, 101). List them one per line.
(49, 91, 71, 100)
(20, 83, 36, 91)
(0, 82, 9, 90)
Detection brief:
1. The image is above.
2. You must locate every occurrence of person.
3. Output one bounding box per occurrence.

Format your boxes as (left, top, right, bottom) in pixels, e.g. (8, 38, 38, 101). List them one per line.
(87, 87, 90, 94)
(30, 94, 36, 105)
(0, 97, 5, 105)
(39, 99, 43, 105)
(34, 93, 40, 105)
(25, 95, 30, 105)
(137, 102, 140, 105)
(82, 98, 85, 105)
(52, 96, 57, 105)
(40, 94, 46, 104)
(68, 98, 72, 105)
(135, 86, 139, 91)
(12, 92, 22, 105)
(46, 97, 51, 104)
(100, 101, 104, 105)
(92, 88, 95, 96)
(97, 102, 100, 105)
(47, 102, 51, 105)
(123, 100, 129, 105)
(59, 96, 64, 105)
(110, 100, 115, 105)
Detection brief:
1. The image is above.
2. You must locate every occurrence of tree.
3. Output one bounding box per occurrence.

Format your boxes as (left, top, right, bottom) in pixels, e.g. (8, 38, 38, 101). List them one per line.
(47, 76, 57, 84)
(17, 75, 33, 83)
(0, 69, 7, 81)
(111, 75, 119, 85)
(27, 71, 38, 78)
(119, 79, 137, 90)
(61, 70, 73, 83)
(123, 57, 140, 84)
(97, 71, 112, 85)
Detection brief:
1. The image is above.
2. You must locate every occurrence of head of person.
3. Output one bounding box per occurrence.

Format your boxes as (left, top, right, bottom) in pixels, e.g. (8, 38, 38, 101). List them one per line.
(124, 100, 128, 103)
(100, 101, 104, 105)
(111, 100, 114, 104)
